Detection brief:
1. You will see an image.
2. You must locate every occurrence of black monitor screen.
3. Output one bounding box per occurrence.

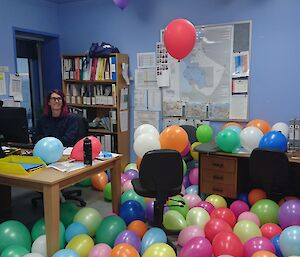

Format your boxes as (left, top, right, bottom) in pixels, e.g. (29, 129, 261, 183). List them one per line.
(0, 107, 29, 144)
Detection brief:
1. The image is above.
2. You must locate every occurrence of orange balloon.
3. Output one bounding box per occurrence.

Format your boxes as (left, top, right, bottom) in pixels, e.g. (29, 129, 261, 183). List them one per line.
(144, 197, 155, 204)
(278, 196, 299, 206)
(251, 250, 277, 257)
(110, 243, 139, 257)
(248, 188, 267, 206)
(91, 171, 108, 191)
(159, 125, 189, 152)
(136, 156, 142, 171)
(222, 122, 243, 130)
(127, 220, 148, 238)
(246, 119, 271, 134)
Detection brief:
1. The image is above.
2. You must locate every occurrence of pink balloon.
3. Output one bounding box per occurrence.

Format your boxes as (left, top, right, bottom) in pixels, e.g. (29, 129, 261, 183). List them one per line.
(113, 0, 128, 10)
(181, 185, 186, 195)
(244, 236, 275, 257)
(181, 142, 191, 157)
(122, 180, 133, 192)
(121, 173, 129, 185)
(183, 193, 202, 208)
(230, 200, 250, 219)
(89, 243, 111, 257)
(196, 201, 215, 214)
(189, 167, 199, 185)
(238, 211, 260, 227)
(70, 136, 101, 161)
(178, 225, 205, 247)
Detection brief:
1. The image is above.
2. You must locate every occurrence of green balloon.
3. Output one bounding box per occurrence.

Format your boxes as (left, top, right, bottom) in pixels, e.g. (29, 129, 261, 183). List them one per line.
(31, 218, 66, 249)
(73, 207, 102, 237)
(169, 195, 189, 218)
(233, 220, 262, 243)
(196, 124, 213, 143)
(163, 210, 187, 230)
(77, 178, 92, 186)
(104, 182, 112, 201)
(95, 215, 126, 247)
(121, 189, 145, 208)
(0, 245, 29, 257)
(250, 199, 279, 225)
(0, 220, 31, 252)
(60, 201, 80, 228)
(182, 159, 187, 175)
(216, 129, 240, 153)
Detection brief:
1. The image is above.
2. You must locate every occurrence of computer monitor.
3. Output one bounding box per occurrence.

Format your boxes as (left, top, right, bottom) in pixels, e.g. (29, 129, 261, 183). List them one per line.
(0, 107, 29, 144)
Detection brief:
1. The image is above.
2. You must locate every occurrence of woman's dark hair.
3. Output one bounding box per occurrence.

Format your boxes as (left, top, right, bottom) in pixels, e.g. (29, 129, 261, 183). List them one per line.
(43, 89, 69, 116)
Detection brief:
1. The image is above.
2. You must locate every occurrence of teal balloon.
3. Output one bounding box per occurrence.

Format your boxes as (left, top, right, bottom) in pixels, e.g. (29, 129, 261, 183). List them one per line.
(169, 195, 189, 218)
(196, 124, 213, 143)
(121, 189, 145, 208)
(76, 178, 92, 186)
(0, 245, 29, 257)
(104, 182, 112, 201)
(31, 218, 66, 249)
(279, 225, 300, 257)
(60, 201, 80, 228)
(53, 249, 80, 257)
(0, 220, 32, 252)
(141, 228, 167, 255)
(95, 215, 126, 247)
(163, 210, 187, 230)
(250, 199, 279, 225)
(216, 129, 240, 153)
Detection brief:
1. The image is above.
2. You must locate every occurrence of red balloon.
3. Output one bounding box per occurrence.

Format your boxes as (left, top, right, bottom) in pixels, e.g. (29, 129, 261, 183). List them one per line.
(212, 232, 244, 257)
(210, 208, 237, 228)
(164, 18, 196, 61)
(204, 218, 232, 242)
(260, 223, 282, 239)
(70, 136, 101, 161)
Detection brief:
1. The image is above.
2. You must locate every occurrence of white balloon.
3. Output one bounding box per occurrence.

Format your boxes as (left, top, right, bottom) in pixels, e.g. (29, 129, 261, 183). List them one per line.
(134, 124, 159, 140)
(271, 122, 289, 139)
(133, 133, 161, 157)
(240, 126, 263, 152)
(24, 254, 44, 257)
(31, 235, 47, 257)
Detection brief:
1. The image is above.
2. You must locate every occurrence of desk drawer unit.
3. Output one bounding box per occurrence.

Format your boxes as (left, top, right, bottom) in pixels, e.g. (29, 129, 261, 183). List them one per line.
(200, 155, 238, 198)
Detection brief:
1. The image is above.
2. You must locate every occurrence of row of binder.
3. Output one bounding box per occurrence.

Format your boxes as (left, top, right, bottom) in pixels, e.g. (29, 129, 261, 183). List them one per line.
(65, 83, 116, 106)
(94, 134, 117, 153)
(289, 119, 300, 150)
(62, 56, 116, 81)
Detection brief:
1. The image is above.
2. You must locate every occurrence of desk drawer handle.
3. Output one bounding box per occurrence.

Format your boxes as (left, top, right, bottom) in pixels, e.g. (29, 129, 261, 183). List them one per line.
(213, 175, 224, 180)
(212, 163, 224, 168)
(213, 187, 224, 192)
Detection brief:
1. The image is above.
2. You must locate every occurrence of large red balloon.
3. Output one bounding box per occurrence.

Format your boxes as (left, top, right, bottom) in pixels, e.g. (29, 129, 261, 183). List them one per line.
(164, 18, 196, 61)
(70, 136, 101, 161)
(212, 232, 244, 257)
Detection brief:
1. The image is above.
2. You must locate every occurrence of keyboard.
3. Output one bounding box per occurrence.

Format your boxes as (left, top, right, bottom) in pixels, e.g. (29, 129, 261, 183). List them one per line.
(6, 142, 34, 149)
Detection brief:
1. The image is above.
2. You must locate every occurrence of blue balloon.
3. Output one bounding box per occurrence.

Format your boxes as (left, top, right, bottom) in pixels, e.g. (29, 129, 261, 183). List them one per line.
(141, 227, 167, 255)
(33, 137, 64, 164)
(225, 125, 242, 134)
(259, 131, 287, 152)
(119, 200, 145, 225)
(185, 185, 198, 195)
(279, 225, 300, 257)
(238, 192, 249, 204)
(65, 222, 88, 243)
(271, 235, 284, 257)
(52, 249, 80, 257)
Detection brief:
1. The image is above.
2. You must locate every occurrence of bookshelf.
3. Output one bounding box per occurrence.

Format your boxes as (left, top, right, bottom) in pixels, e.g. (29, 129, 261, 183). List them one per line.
(62, 53, 130, 168)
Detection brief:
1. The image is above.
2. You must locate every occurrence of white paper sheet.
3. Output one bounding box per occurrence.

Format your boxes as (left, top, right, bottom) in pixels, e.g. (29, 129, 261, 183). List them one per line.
(147, 89, 162, 111)
(120, 110, 128, 132)
(2, 98, 21, 107)
(135, 69, 157, 89)
(9, 74, 23, 101)
(134, 110, 160, 130)
(134, 89, 148, 110)
(122, 63, 130, 85)
(0, 72, 6, 95)
(229, 94, 248, 120)
(120, 87, 128, 110)
(137, 52, 156, 69)
(232, 79, 248, 93)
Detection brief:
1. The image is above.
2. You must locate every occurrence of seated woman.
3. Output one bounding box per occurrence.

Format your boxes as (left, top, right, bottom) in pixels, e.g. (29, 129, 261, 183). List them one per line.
(33, 89, 78, 147)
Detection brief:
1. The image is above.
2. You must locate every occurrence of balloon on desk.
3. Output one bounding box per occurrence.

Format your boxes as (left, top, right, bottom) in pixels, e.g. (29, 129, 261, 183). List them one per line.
(71, 136, 101, 161)
(259, 131, 287, 152)
(196, 124, 213, 143)
(271, 122, 289, 139)
(33, 137, 63, 164)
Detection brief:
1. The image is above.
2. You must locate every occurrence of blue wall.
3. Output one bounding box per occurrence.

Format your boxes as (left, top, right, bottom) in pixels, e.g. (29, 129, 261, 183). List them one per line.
(2, 0, 300, 162)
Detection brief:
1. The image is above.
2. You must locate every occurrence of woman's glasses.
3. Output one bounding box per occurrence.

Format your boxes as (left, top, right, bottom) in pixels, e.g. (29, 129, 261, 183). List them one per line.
(50, 97, 63, 102)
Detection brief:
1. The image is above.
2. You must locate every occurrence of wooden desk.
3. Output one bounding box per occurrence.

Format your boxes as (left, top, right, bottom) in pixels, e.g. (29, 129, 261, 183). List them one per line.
(198, 151, 300, 199)
(0, 155, 122, 256)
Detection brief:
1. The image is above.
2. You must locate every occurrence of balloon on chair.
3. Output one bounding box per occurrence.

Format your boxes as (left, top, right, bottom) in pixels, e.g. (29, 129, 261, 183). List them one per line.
(163, 18, 196, 61)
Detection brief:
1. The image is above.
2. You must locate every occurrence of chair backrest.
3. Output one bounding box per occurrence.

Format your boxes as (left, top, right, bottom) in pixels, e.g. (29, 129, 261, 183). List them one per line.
(249, 148, 290, 196)
(138, 149, 183, 193)
(76, 115, 89, 141)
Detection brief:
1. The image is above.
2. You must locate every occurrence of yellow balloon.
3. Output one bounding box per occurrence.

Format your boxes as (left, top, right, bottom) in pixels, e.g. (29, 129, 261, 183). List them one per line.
(143, 243, 176, 257)
(233, 220, 262, 243)
(205, 194, 227, 208)
(190, 142, 201, 161)
(66, 234, 94, 257)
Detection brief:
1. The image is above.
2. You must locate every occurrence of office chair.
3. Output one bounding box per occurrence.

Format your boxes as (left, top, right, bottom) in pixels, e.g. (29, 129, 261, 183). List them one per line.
(32, 115, 89, 207)
(249, 148, 291, 202)
(132, 149, 184, 234)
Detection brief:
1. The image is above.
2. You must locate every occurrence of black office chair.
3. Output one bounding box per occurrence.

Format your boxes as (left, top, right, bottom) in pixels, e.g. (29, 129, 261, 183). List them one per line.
(249, 148, 291, 202)
(32, 115, 89, 207)
(132, 149, 184, 233)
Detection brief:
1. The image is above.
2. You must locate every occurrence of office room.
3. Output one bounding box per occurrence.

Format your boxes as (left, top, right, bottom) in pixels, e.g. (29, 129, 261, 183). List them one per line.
(0, 0, 300, 256)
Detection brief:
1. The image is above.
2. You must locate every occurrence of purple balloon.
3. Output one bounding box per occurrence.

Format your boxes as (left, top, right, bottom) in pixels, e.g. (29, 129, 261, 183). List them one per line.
(278, 200, 300, 229)
(124, 169, 139, 180)
(182, 175, 191, 189)
(196, 201, 215, 214)
(178, 236, 212, 257)
(114, 229, 141, 252)
(121, 173, 129, 185)
(145, 200, 154, 225)
(244, 236, 275, 257)
(113, 0, 129, 10)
